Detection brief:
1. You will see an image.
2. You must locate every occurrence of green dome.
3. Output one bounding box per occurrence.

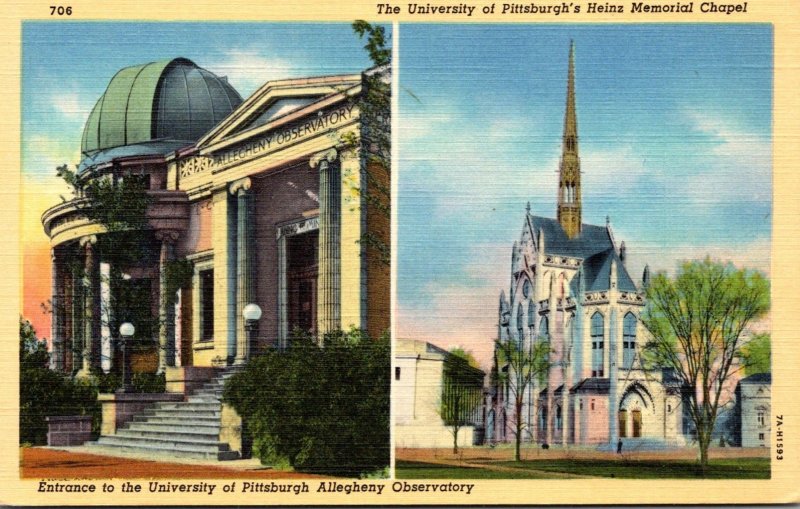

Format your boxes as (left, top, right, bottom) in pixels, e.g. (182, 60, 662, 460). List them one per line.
(81, 57, 242, 160)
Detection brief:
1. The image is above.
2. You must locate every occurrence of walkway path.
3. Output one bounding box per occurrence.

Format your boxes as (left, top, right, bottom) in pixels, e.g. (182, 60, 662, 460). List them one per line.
(21, 447, 330, 479)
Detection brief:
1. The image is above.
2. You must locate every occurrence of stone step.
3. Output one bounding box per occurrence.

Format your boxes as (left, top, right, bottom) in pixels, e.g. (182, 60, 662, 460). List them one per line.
(132, 415, 221, 425)
(115, 428, 221, 442)
(96, 434, 232, 454)
(141, 409, 221, 419)
(153, 401, 221, 411)
(87, 440, 239, 461)
(125, 422, 221, 434)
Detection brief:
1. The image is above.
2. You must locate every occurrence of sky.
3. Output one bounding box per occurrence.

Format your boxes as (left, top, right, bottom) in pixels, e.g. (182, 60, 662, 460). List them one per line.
(395, 24, 773, 370)
(21, 22, 381, 337)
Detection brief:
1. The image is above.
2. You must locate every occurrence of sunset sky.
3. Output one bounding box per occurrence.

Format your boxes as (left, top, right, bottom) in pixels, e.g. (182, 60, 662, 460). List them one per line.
(21, 22, 379, 339)
(396, 24, 772, 369)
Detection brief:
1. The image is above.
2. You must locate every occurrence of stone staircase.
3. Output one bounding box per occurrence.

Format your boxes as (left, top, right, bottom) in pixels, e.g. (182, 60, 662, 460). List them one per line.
(88, 368, 242, 460)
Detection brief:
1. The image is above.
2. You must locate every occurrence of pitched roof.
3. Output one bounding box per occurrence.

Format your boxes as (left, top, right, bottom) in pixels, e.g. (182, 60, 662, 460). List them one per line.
(570, 377, 610, 393)
(529, 215, 638, 292)
(741, 372, 771, 384)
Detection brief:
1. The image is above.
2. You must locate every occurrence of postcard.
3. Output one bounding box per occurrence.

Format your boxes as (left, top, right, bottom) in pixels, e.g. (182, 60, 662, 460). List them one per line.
(2, 0, 798, 505)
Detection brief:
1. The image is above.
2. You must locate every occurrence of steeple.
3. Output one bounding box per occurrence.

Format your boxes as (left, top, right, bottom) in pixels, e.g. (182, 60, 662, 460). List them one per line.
(557, 40, 582, 239)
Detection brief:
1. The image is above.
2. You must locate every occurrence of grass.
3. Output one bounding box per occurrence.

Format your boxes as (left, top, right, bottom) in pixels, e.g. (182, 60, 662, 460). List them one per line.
(395, 460, 562, 479)
(396, 458, 770, 480)
(491, 457, 770, 479)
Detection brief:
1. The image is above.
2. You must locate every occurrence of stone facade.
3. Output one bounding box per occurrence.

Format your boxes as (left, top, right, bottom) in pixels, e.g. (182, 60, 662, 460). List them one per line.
(734, 373, 771, 448)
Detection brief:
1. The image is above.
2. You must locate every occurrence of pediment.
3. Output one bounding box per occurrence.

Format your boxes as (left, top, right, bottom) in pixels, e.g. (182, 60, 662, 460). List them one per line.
(195, 73, 362, 151)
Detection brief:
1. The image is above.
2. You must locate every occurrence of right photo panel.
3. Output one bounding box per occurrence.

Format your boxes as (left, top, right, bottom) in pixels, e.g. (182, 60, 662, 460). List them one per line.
(395, 24, 772, 480)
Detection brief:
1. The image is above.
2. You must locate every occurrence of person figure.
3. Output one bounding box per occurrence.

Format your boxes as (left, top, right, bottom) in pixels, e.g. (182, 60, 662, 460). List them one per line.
(617, 438, 623, 454)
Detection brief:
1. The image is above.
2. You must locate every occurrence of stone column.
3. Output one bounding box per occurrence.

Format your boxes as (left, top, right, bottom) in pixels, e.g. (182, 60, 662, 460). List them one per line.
(230, 178, 254, 365)
(77, 235, 97, 378)
(50, 249, 64, 372)
(70, 258, 82, 375)
(310, 149, 340, 338)
(157, 230, 180, 373)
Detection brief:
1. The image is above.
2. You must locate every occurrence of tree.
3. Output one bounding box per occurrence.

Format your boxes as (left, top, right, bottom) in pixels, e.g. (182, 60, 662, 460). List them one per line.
(440, 349, 483, 454)
(738, 333, 770, 376)
(641, 258, 769, 475)
(349, 21, 391, 266)
(495, 337, 551, 461)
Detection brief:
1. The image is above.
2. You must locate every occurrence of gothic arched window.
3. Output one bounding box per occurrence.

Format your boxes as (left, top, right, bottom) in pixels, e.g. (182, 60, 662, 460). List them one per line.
(528, 301, 535, 328)
(591, 312, 604, 377)
(540, 316, 549, 341)
(623, 312, 637, 369)
(516, 305, 524, 348)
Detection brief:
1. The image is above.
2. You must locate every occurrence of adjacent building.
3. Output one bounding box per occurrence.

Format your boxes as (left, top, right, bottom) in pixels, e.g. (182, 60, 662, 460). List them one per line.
(489, 43, 686, 448)
(733, 372, 771, 448)
(395, 339, 485, 448)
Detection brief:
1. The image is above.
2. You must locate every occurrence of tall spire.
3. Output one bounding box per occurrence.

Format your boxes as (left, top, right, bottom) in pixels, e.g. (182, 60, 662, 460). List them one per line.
(557, 40, 582, 239)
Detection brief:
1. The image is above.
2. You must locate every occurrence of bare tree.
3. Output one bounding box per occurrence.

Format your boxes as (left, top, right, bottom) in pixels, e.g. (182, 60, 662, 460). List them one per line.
(641, 258, 769, 475)
(496, 334, 550, 462)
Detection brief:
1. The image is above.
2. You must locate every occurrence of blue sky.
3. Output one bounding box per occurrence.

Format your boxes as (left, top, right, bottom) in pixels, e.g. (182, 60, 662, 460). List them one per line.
(22, 22, 381, 183)
(396, 24, 772, 368)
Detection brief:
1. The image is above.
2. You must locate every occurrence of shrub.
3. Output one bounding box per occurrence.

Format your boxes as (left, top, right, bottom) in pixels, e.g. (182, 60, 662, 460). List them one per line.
(223, 328, 389, 477)
(19, 319, 100, 445)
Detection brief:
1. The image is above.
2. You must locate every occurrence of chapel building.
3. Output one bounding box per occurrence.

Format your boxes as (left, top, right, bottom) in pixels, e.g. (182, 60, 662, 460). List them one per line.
(488, 43, 687, 449)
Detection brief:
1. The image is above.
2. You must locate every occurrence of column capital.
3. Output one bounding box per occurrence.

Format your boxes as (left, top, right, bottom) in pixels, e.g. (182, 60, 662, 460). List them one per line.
(79, 235, 97, 248)
(310, 148, 338, 169)
(155, 229, 181, 243)
(229, 177, 252, 195)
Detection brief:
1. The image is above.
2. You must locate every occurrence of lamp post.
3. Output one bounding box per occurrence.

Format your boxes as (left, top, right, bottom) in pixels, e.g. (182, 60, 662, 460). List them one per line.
(242, 303, 262, 364)
(118, 322, 135, 393)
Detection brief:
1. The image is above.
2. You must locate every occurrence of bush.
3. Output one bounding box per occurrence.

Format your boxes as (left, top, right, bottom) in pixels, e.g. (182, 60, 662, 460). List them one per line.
(223, 328, 390, 477)
(19, 319, 100, 445)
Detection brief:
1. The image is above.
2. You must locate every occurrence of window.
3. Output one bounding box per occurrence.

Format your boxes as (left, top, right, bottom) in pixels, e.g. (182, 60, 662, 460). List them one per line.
(757, 411, 765, 426)
(591, 399, 595, 411)
(758, 433, 765, 441)
(540, 316, 549, 340)
(516, 305, 524, 347)
(199, 268, 214, 341)
(623, 312, 637, 369)
(395, 367, 401, 381)
(591, 312, 604, 377)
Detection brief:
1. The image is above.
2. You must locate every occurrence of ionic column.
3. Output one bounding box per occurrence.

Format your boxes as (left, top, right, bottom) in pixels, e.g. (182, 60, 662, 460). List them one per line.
(311, 149, 340, 339)
(157, 230, 180, 373)
(77, 235, 97, 378)
(230, 178, 254, 365)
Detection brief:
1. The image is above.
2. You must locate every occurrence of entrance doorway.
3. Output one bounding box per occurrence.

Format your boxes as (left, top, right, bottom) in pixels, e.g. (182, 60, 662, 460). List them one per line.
(632, 409, 642, 438)
(287, 230, 318, 336)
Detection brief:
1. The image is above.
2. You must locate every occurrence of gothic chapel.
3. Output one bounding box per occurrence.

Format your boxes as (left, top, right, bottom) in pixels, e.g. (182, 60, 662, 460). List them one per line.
(489, 43, 688, 448)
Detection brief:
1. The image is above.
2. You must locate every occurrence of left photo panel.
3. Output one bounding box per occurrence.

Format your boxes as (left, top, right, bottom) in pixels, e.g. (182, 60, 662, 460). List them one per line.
(21, 22, 391, 479)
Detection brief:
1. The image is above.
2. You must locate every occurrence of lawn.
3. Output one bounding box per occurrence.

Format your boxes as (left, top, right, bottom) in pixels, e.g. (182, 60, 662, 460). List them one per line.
(395, 460, 564, 479)
(491, 457, 770, 479)
(396, 458, 770, 480)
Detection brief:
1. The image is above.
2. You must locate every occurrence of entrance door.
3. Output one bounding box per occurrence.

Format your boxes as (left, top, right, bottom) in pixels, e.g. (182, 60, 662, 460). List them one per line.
(287, 231, 318, 336)
(619, 410, 627, 438)
(632, 410, 642, 438)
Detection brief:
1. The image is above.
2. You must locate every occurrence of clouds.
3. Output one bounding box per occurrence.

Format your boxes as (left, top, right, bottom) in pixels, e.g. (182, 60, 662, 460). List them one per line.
(206, 48, 299, 97)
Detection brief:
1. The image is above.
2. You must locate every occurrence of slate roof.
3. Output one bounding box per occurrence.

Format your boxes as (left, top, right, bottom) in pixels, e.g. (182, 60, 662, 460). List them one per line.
(528, 214, 638, 293)
(570, 377, 610, 394)
(740, 372, 771, 384)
